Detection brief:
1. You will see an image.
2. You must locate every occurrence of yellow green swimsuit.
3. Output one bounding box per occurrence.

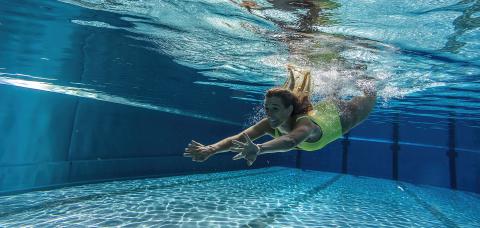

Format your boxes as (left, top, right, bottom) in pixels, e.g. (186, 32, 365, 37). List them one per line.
(274, 101, 343, 151)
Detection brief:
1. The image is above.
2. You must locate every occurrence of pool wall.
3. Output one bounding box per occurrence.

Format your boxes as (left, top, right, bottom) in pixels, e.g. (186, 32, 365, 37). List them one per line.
(0, 0, 291, 195)
(298, 116, 480, 194)
(0, 84, 292, 194)
(1, 84, 478, 195)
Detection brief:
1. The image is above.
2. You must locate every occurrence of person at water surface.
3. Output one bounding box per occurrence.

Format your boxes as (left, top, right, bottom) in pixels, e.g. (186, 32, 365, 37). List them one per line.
(184, 65, 376, 166)
(231, 0, 329, 32)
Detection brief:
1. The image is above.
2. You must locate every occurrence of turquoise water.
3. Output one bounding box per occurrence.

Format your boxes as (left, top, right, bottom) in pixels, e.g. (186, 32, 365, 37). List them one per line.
(1, 0, 479, 129)
(0, 0, 478, 226)
(0, 167, 479, 227)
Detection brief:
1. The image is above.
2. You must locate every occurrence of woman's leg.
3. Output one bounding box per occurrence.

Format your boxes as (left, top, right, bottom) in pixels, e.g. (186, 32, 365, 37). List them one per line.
(283, 65, 296, 91)
(283, 64, 312, 96)
(336, 80, 377, 134)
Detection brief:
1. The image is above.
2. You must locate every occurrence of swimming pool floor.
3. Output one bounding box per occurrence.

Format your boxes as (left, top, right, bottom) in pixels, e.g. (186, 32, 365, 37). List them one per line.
(0, 167, 478, 227)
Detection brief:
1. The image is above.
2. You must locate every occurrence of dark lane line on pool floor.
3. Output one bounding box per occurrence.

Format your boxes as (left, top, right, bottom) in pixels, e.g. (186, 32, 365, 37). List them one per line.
(241, 174, 343, 227)
(398, 183, 459, 228)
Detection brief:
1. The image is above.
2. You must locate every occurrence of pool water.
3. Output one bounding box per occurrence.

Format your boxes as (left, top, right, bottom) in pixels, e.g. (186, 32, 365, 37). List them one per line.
(1, 0, 479, 129)
(0, 0, 479, 226)
(1, 167, 478, 227)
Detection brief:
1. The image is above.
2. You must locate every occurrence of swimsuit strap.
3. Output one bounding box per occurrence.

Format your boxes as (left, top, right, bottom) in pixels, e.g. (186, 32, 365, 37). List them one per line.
(295, 115, 310, 122)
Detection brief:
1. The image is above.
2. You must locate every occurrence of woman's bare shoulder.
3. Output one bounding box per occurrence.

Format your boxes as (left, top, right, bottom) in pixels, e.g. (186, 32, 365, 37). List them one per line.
(292, 114, 317, 129)
(256, 118, 275, 136)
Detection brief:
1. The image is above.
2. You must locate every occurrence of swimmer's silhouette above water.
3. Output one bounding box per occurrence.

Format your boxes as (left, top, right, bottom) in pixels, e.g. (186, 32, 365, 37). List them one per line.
(230, 0, 328, 32)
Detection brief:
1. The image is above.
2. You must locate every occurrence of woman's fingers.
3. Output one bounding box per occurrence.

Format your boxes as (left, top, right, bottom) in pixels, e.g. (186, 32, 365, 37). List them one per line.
(247, 160, 253, 166)
(191, 140, 204, 146)
(185, 147, 200, 152)
(232, 153, 245, 160)
(186, 142, 206, 150)
(242, 133, 253, 144)
(232, 140, 246, 147)
(230, 147, 243, 153)
(183, 153, 192, 157)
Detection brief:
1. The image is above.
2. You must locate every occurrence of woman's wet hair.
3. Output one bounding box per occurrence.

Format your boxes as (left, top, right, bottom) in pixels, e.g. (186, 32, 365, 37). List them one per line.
(266, 87, 313, 116)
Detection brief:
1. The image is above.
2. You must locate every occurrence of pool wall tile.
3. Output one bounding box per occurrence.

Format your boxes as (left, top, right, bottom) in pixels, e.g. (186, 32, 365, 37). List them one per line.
(299, 141, 343, 173)
(67, 98, 242, 160)
(346, 140, 392, 179)
(456, 150, 480, 193)
(0, 162, 70, 194)
(260, 152, 296, 168)
(68, 156, 233, 182)
(398, 145, 450, 188)
(399, 117, 448, 148)
(0, 85, 76, 165)
(347, 116, 392, 140)
(456, 120, 480, 152)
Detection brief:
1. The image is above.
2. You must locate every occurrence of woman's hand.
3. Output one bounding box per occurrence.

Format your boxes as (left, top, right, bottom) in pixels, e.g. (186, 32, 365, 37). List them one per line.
(183, 140, 215, 162)
(231, 133, 260, 166)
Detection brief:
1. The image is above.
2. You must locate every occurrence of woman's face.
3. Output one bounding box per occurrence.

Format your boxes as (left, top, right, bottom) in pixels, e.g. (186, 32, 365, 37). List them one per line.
(264, 96, 293, 128)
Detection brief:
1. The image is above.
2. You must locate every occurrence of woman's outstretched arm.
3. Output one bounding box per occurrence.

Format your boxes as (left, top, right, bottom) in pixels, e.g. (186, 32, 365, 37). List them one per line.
(184, 118, 273, 162)
(232, 118, 316, 164)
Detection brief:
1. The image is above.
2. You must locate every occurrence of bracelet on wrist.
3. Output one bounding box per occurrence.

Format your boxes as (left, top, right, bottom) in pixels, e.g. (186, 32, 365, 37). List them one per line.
(256, 144, 264, 154)
(206, 145, 216, 153)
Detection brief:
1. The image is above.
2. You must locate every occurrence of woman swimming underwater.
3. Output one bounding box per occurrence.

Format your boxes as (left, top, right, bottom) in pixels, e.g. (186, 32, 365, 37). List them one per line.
(184, 65, 376, 166)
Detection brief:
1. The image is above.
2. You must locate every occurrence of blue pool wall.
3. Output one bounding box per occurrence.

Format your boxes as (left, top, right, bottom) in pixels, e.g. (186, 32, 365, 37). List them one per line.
(0, 84, 292, 195)
(299, 116, 480, 194)
(0, 0, 290, 195)
(0, 83, 479, 194)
